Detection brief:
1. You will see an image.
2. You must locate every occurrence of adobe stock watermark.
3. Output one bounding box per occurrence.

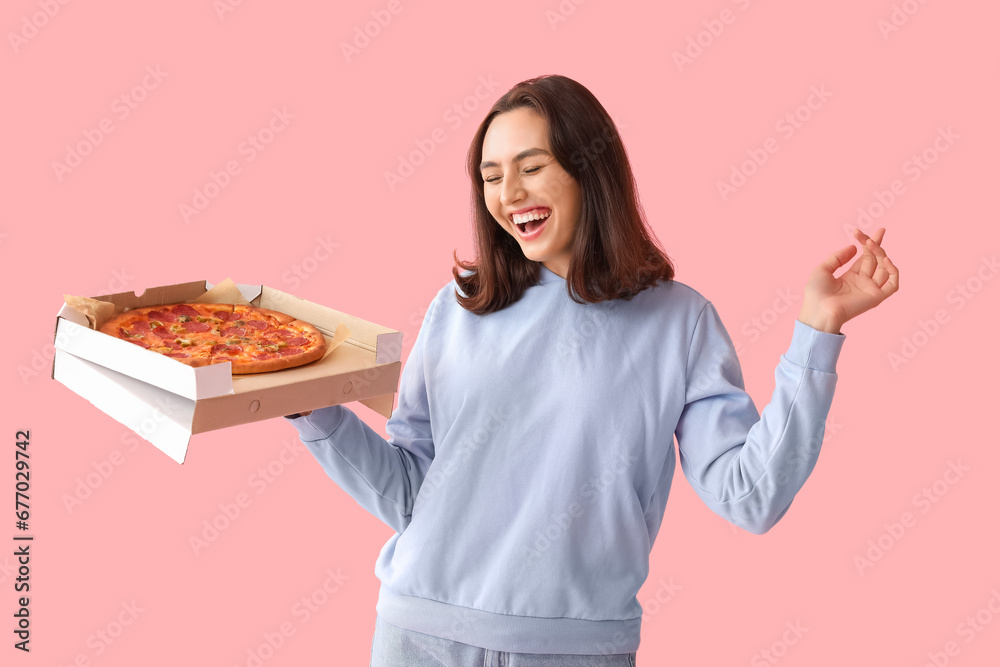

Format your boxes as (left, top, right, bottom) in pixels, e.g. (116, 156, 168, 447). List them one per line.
(877, 0, 933, 40)
(637, 577, 683, 627)
(728, 415, 843, 536)
(750, 620, 808, 666)
(17, 267, 135, 385)
(384, 75, 502, 192)
(340, 0, 412, 63)
(845, 126, 959, 237)
(557, 299, 623, 358)
(887, 254, 995, 372)
(521, 448, 639, 562)
(544, 0, 590, 31)
(716, 84, 833, 202)
(62, 395, 180, 514)
(672, 0, 757, 73)
(188, 437, 309, 556)
(0, 556, 18, 587)
(213, 0, 249, 21)
(8, 0, 73, 54)
(281, 235, 341, 291)
(721, 425, 827, 535)
(567, 114, 630, 173)
(233, 567, 349, 667)
(731, 288, 798, 356)
(51, 65, 168, 183)
(853, 459, 970, 576)
(416, 405, 512, 505)
(54, 600, 144, 667)
(179, 106, 294, 223)
(917, 587, 1000, 667)
(592, 578, 683, 656)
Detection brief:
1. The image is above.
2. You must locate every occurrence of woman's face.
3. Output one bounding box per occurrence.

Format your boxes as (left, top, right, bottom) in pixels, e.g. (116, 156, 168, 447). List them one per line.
(480, 107, 582, 279)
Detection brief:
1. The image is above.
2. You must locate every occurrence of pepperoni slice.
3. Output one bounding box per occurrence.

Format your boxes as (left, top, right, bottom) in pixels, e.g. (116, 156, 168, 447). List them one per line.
(147, 310, 177, 322)
(213, 310, 233, 321)
(171, 304, 200, 317)
(245, 320, 268, 330)
(221, 327, 247, 337)
(277, 347, 303, 357)
(183, 321, 211, 333)
(165, 352, 190, 359)
(253, 352, 277, 360)
(210, 344, 242, 355)
(162, 340, 181, 349)
(126, 338, 150, 349)
(284, 337, 309, 346)
(152, 328, 177, 338)
(131, 321, 150, 331)
(268, 329, 296, 339)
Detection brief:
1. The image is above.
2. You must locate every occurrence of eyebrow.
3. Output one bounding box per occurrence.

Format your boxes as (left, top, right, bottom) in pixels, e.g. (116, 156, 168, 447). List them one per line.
(479, 148, 551, 171)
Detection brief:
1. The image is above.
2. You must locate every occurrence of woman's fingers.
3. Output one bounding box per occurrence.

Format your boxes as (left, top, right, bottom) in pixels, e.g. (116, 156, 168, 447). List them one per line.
(852, 227, 885, 278)
(819, 243, 859, 275)
(865, 237, 899, 295)
(848, 227, 880, 275)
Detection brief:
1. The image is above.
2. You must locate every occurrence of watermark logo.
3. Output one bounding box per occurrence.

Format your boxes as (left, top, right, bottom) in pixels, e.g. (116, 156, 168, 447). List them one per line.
(877, 0, 934, 40)
(846, 126, 958, 236)
(8, 0, 73, 54)
(750, 620, 808, 666)
(917, 588, 1000, 666)
(385, 75, 501, 192)
(51, 66, 168, 182)
(716, 85, 833, 202)
(340, 0, 410, 63)
(853, 459, 970, 575)
(672, 0, 756, 72)
(545, 0, 590, 31)
(179, 106, 294, 223)
(887, 254, 995, 372)
(281, 235, 341, 290)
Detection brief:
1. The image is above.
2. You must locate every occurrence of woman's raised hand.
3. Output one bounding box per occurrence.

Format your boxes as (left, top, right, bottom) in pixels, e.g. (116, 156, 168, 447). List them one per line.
(796, 227, 899, 334)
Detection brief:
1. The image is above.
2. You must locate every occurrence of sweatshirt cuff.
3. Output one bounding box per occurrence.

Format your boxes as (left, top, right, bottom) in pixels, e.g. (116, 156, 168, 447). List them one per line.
(783, 319, 846, 373)
(284, 404, 348, 442)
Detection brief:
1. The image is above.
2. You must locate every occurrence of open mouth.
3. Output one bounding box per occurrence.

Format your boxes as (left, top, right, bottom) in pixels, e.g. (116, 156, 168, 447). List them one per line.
(512, 208, 551, 238)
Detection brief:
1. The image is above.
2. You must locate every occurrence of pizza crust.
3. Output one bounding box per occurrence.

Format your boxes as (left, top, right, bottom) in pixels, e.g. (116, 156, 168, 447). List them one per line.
(223, 335, 327, 374)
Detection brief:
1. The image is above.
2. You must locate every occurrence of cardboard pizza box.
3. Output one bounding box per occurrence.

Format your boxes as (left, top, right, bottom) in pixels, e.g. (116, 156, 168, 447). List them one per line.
(51, 280, 403, 464)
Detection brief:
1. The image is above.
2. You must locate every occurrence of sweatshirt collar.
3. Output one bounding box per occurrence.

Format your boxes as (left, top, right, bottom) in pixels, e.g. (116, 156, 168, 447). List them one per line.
(538, 264, 564, 284)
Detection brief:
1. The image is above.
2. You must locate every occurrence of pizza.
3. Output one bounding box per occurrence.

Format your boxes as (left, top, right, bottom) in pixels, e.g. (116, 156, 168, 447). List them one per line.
(98, 302, 327, 374)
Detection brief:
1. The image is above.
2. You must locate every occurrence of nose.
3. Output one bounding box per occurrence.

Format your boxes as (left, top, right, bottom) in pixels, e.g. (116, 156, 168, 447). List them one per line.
(499, 171, 524, 208)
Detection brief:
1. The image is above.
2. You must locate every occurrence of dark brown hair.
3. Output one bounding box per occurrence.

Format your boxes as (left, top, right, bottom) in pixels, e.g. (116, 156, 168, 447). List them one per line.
(452, 74, 675, 314)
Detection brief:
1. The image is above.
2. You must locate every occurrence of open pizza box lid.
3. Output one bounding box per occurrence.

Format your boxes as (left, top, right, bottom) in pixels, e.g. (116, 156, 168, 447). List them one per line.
(51, 280, 403, 464)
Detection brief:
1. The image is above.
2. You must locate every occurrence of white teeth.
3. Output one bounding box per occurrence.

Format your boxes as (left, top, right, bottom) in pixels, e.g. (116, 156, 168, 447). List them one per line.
(513, 210, 551, 224)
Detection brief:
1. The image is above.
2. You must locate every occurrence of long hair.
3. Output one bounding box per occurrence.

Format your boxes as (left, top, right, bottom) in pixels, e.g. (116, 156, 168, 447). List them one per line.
(453, 74, 675, 314)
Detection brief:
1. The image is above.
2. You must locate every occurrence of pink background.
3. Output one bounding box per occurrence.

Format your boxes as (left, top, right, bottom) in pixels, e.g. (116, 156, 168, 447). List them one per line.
(3, 0, 998, 664)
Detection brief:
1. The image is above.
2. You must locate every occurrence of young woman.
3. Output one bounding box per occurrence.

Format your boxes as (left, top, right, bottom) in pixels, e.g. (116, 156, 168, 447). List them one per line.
(285, 75, 898, 666)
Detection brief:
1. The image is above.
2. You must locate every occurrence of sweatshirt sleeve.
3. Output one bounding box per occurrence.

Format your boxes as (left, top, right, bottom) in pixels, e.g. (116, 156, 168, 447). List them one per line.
(283, 294, 439, 534)
(674, 301, 845, 535)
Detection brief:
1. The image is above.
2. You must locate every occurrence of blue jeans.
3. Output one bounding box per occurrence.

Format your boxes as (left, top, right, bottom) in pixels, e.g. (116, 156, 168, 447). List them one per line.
(370, 616, 637, 666)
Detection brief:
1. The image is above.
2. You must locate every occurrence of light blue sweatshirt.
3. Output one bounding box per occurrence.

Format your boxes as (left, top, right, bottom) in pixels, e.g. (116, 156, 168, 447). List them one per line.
(285, 263, 845, 654)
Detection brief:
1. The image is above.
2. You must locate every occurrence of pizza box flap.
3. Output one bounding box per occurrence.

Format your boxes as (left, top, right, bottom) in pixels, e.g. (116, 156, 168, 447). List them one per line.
(53, 349, 197, 464)
(52, 348, 401, 464)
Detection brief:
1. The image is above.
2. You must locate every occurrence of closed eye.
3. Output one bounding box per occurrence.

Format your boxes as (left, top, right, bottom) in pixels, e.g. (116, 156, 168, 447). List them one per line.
(484, 166, 542, 183)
